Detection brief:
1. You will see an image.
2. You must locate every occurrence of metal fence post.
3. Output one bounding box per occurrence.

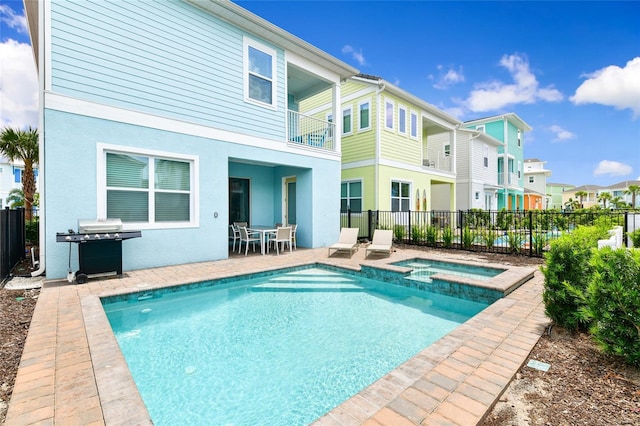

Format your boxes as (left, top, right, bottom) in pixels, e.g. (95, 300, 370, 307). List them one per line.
(528, 210, 533, 257)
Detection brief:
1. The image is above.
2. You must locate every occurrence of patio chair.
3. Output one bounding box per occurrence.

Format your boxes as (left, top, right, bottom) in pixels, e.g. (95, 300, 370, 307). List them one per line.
(229, 224, 240, 252)
(365, 229, 394, 258)
(291, 223, 297, 249)
(271, 226, 292, 255)
(328, 228, 359, 257)
(238, 226, 260, 255)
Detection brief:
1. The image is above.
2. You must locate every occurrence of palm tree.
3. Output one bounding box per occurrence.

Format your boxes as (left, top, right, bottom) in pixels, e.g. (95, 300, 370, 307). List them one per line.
(6, 188, 25, 208)
(625, 184, 640, 209)
(0, 127, 39, 221)
(597, 191, 612, 209)
(610, 196, 628, 210)
(574, 190, 588, 208)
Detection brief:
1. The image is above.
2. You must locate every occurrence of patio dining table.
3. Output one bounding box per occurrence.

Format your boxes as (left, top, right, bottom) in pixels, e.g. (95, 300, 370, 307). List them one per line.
(247, 225, 277, 255)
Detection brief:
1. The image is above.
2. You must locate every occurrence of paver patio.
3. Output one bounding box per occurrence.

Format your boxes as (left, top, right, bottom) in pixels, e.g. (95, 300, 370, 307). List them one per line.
(6, 245, 549, 425)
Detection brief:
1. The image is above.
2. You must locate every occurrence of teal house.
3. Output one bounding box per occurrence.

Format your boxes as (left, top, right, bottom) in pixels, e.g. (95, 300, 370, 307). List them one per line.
(464, 114, 531, 210)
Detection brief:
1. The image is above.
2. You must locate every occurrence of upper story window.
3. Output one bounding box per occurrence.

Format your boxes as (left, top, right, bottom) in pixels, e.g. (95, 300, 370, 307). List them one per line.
(391, 181, 410, 212)
(476, 125, 485, 133)
(444, 144, 451, 156)
(341, 180, 362, 212)
(13, 167, 21, 183)
(518, 160, 522, 179)
(358, 100, 370, 131)
(483, 144, 489, 168)
(99, 145, 198, 229)
(517, 129, 522, 147)
(529, 176, 535, 183)
(342, 107, 352, 135)
(244, 37, 277, 109)
(410, 111, 418, 139)
(398, 105, 407, 135)
(385, 99, 394, 131)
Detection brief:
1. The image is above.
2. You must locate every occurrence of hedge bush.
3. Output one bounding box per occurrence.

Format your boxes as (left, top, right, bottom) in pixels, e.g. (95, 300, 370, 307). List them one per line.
(629, 228, 640, 248)
(584, 247, 640, 366)
(541, 225, 608, 331)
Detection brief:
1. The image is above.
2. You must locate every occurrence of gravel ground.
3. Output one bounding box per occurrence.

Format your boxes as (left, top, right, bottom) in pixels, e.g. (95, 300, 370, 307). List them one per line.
(1, 251, 639, 425)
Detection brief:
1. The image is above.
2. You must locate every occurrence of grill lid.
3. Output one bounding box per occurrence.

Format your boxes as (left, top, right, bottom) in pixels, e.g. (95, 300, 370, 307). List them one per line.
(78, 218, 123, 233)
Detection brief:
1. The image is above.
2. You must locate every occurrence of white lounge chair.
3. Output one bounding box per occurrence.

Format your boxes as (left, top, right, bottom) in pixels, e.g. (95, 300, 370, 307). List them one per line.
(328, 228, 359, 257)
(365, 229, 393, 258)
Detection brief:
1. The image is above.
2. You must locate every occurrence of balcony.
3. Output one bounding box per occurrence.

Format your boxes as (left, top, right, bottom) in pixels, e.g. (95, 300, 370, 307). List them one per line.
(287, 110, 335, 152)
(498, 172, 520, 187)
(422, 148, 452, 172)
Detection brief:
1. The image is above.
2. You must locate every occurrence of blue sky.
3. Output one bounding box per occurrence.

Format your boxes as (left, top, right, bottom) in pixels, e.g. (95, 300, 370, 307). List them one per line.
(1, 1, 639, 187)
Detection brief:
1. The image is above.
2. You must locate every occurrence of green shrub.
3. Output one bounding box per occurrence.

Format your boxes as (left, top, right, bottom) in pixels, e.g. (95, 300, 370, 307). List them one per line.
(541, 225, 608, 331)
(629, 229, 640, 248)
(441, 226, 453, 247)
(532, 232, 549, 256)
(411, 225, 425, 243)
(507, 231, 524, 253)
(393, 224, 406, 241)
(26, 219, 39, 245)
(425, 225, 438, 246)
(482, 228, 497, 248)
(584, 247, 640, 366)
(461, 227, 474, 249)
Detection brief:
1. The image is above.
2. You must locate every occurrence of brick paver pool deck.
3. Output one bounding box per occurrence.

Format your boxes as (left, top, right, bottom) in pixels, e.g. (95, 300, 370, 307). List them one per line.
(6, 246, 549, 425)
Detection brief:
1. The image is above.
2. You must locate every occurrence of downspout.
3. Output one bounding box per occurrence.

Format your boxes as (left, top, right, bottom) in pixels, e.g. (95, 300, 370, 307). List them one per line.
(374, 81, 385, 210)
(31, 0, 46, 277)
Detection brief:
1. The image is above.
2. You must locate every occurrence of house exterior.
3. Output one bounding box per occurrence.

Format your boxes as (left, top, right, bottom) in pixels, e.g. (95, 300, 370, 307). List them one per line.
(601, 180, 640, 208)
(464, 114, 532, 210)
(454, 129, 503, 211)
(25, 0, 358, 279)
(546, 182, 574, 210)
(301, 74, 460, 220)
(562, 185, 604, 209)
(523, 158, 552, 209)
(0, 156, 39, 209)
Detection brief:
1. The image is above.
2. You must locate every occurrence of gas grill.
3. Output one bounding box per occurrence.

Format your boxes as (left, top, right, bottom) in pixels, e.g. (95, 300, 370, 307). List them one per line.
(56, 219, 141, 284)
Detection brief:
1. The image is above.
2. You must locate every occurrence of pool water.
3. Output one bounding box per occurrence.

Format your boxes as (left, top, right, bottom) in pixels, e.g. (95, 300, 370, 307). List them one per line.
(104, 267, 487, 425)
(393, 258, 505, 282)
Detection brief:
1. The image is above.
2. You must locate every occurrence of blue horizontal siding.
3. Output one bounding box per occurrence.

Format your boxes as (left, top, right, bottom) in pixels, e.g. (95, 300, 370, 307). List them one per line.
(50, 0, 285, 140)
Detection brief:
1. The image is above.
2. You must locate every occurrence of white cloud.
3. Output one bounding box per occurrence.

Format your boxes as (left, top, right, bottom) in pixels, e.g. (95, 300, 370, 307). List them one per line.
(0, 39, 39, 129)
(549, 125, 575, 142)
(0, 4, 28, 35)
(433, 65, 465, 90)
(593, 160, 633, 177)
(341, 45, 367, 66)
(463, 53, 563, 112)
(570, 57, 640, 118)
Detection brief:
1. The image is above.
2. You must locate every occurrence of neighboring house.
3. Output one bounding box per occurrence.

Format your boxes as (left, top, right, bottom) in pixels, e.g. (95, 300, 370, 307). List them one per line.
(301, 74, 460, 217)
(523, 158, 552, 209)
(602, 180, 640, 208)
(25, 0, 358, 279)
(455, 128, 503, 211)
(546, 182, 575, 210)
(464, 114, 532, 210)
(562, 185, 604, 209)
(0, 156, 39, 209)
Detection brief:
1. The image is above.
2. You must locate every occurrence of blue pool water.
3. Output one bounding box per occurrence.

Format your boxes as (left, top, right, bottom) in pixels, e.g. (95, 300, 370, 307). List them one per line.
(393, 258, 505, 282)
(104, 267, 487, 425)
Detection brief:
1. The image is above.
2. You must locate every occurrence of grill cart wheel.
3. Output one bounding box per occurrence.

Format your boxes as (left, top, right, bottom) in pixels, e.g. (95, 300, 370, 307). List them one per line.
(75, 272, 88, 284)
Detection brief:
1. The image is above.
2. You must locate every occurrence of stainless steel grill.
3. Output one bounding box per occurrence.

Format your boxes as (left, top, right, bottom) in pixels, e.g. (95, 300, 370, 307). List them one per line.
(56, 218, 141, 283)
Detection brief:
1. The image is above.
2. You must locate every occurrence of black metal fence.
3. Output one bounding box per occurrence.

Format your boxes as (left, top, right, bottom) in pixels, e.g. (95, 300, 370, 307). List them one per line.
(0, 208, 26, 280)
(341, 209, 634, 257)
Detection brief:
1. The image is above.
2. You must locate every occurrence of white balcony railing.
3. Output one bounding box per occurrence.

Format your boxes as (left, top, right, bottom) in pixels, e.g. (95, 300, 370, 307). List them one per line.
(287, 110, 335, 152)
(498, 172, 520, 186)
(422, 148, 452, 172)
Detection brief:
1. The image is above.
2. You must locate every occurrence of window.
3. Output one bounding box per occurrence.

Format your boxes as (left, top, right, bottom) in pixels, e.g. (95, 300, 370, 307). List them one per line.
(358, 100, 370, 131)
(341, 181, 362, 212)
(517, 129, 521, 146)
(244, 37, 276, 108)
(342, 107, 352, 135)
(483, 144, 489, 168)
(475, 192, 480, 200)
(529, 176, 535, 183)
(0, 166, 3, 173)
(398, 105, 407, 135)
(101, 146, 197, 228)
(326, 113, 333, 139)
(385, 99, 394, 130)
(476, 125, 485, 133)
(13, 167, 21, 183)
(391, 181, 410, 212)
(518, 161, 522, 179)
(410, 111, 418, 138)
(444, 144, 451, 156)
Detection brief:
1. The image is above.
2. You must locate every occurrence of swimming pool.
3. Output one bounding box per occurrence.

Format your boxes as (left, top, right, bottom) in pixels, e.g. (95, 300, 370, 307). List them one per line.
(103, 266, 487, 425)
(393, 258, 506, 282)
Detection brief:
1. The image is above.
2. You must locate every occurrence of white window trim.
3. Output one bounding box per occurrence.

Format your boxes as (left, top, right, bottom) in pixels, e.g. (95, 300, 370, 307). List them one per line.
(390, 179, 412, 212)
(517, 129, 521, 146)
(341, 179, 363, 214)
(483, 144, 489, 168)
(342, 106, 353, 136)
(358, 99, 371, 132)
(529, 176, 535, 183)
(384, 98, 395, 132)
(243, 36, 277, 110)
(97, 143, 200, 230)
(517, 160, 522, 179)
(410, 110, 419, 139)
(476, 125, 485, 133)
(398, 104, 407, 136)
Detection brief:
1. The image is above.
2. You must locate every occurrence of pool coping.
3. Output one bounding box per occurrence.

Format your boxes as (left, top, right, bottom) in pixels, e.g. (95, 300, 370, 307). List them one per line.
(5, 247, 548, 425)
